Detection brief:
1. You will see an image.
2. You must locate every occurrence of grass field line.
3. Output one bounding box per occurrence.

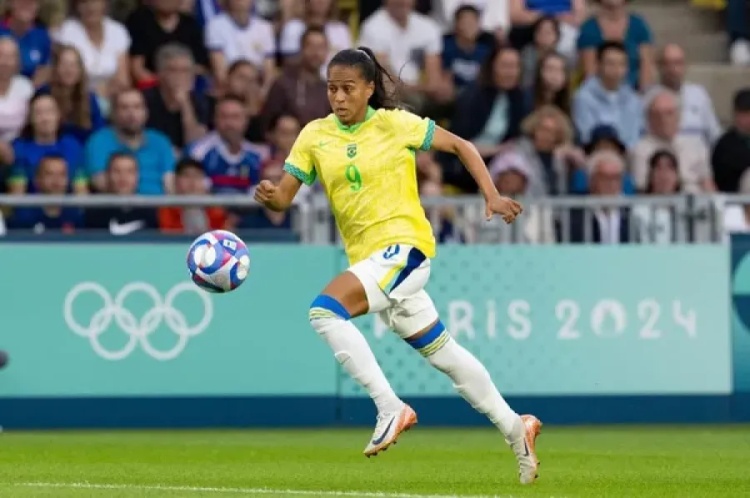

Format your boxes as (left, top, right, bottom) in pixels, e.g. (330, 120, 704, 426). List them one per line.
(14, 482, 562, 498)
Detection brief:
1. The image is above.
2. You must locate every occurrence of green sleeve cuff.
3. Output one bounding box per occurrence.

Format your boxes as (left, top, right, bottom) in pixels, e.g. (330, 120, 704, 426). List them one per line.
(284, 162, 317, 186)
(420, 119, 436, 151)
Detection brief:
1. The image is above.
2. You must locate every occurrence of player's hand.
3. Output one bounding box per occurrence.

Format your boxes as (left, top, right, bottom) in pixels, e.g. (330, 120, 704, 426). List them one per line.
(254, 180, 277, 206)
(485, 194, 523, 223)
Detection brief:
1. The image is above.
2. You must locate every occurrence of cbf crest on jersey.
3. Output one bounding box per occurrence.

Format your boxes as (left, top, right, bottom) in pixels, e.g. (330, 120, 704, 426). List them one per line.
(346, 143, 357, 159)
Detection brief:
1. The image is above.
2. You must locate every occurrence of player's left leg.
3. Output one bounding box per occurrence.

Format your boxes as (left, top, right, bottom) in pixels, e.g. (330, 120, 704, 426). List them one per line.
(383, 291, 542, 484)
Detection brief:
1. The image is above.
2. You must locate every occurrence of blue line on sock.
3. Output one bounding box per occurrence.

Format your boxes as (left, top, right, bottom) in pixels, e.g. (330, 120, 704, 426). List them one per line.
(310, 295, 351, 320)
(407, 320, 445, 350)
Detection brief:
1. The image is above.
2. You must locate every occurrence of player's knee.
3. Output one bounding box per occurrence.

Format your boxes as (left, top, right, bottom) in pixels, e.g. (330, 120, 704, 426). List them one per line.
(404, 320, 451, 358)
(308, 294, 351, 331)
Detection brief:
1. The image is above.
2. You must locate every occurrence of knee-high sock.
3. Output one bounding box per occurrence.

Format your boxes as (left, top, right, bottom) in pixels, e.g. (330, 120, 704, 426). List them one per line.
(406, 321, 524, 442)
(310, 295, 402, 414)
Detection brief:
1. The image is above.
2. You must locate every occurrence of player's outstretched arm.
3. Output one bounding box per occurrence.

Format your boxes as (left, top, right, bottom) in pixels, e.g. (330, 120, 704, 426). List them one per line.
(253, 172, 302, 212)
(430, 126, 523, 223)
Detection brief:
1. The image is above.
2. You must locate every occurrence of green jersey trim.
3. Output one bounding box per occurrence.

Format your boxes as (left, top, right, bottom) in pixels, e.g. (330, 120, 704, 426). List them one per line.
(284, 162, 316, 185)
(420, 119, 436, 151)
(333, 106, 376, 133)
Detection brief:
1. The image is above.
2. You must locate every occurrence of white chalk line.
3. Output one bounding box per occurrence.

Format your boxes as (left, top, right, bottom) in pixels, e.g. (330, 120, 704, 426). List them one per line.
(11, 482, 562, 498)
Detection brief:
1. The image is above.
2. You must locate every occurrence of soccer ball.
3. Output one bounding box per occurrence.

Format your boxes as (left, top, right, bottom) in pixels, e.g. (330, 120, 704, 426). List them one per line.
(187, 230, 250, 293)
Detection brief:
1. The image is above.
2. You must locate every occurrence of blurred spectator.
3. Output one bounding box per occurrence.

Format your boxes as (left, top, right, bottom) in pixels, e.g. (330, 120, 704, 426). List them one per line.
(38, 0, 67, 32)
(573, 41, 643, 149)
(632, 149, 681, 243)
(205, 0, 276, 94)
(279, 0, 353, 76)
(6, 154, 83, 233)
(566, 149, 631, 244)
(441, 5, 494, 93)
(358, 0, 450, 110)
(513, 104, 579, 195)
(219, 60, 264, 143)
(724, 169, 750, 233)
(83, 152, 159, 235)
(126, 0, 209, 88)
(108, 0, 140, 23)
(5, 94, 86, 195)
(266, 113, 300, 162)
(445, 45, 527, 192)
(570, 123, 635, 194)
(54, 0, 131, 107)
(416, 150, 443, 187)
(490, 150, 531, 197)
(0, 0, 51, 86)
(143, 43, 209, 150)
(193, 0, 222, 27)
(35, 45, 105, 143)
(187, 96, 268, 194)
(236, 160, 292, 230)
(712, 88, 750, 193)
(438, 0, 510, 42)
(0, 36, 33, 142)
(586, 123, 626, 155)
(85, 88, 175, 194)
(262, 27, 329, 132)
(509, 0, 586, 59)
(529, 51, 570, 114)
(577, 0, 653, 90)
(520, 16, 561, 88)
(631, 90, 714, 194)
(488, 149, 555, 243)
(644, 43, 721, 147)
(420, 178, 468, 243)
(727, 0, 750, 65)
(159, 157, 228, 234)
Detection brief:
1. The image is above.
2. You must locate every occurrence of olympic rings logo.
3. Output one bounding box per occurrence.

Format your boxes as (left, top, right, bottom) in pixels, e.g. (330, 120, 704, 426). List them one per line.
(63, 282, 213, 361)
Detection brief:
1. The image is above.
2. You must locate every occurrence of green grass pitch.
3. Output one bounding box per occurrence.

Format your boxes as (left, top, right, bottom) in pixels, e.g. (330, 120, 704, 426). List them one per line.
(1, 426, 749, 497)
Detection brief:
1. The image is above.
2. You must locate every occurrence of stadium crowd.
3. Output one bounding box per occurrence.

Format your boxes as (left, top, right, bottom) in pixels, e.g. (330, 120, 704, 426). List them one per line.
(0, 0, 749, 243)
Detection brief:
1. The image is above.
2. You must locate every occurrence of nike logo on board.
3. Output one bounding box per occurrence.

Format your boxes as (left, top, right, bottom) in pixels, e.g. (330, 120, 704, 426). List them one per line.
(109, 219, 146, 236)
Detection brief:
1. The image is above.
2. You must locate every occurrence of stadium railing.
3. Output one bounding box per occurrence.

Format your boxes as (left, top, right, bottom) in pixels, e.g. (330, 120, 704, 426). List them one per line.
(1, 193, 749, 244)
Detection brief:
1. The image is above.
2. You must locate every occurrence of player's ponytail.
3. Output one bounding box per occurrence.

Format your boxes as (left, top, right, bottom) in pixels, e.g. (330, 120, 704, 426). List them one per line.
(329, 46, 401, 110)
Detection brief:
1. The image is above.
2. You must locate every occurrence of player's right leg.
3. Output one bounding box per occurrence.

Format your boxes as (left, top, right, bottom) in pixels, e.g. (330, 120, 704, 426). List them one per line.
(383, 291, 542, 484)
(307, 269, 415, 457)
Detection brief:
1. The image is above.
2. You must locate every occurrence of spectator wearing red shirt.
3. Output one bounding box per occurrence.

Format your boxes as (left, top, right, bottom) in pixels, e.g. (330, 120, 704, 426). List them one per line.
(159, 157, 227, 235)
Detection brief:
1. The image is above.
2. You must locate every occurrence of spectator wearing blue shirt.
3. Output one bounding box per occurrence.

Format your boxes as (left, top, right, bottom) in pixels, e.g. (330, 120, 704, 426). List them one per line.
(5, 94, 86, 195)
(187, 96, 268, 194)
(0, 0, 51, 86)
(573, 42, 643, 151)
(441, 5, 494, 92)
(265, 113, 300, 163)
(577, 0, 654, 90)
(85, 88, 175, 195)
(509, 0, 587, 59)
(35, 45, 105, 143)
(569, 123, 636, 194)
(7, 154, 84, 234)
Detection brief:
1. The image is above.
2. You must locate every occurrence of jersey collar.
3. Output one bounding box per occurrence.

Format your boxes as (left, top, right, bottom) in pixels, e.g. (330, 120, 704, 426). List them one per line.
(334, 106, 376, 133)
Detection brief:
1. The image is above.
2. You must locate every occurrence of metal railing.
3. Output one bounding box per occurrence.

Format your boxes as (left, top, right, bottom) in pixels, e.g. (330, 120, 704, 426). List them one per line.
(1, 193, 749, 244)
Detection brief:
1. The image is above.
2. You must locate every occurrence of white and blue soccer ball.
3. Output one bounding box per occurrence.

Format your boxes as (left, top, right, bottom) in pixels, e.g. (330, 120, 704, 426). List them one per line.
(187, 230, 250, 293)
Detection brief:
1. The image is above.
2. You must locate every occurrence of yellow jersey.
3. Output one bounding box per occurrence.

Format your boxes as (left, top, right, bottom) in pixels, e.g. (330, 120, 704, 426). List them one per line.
(284, 107, 437, 265)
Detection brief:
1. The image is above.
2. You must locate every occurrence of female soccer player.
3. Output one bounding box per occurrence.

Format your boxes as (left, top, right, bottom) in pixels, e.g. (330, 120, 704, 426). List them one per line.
(254, 46, 542, 484)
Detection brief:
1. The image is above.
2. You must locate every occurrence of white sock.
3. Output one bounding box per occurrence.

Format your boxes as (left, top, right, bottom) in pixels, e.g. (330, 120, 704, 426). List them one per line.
(309, 303, 402, 415)
(408, 323, 523, 442)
